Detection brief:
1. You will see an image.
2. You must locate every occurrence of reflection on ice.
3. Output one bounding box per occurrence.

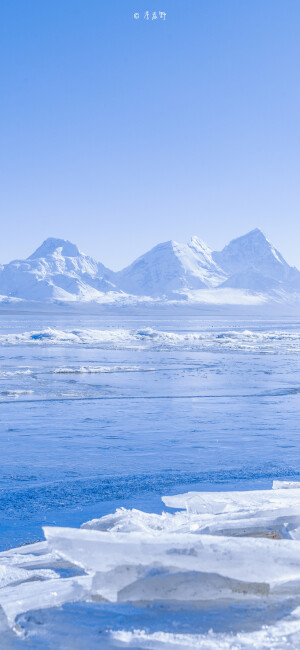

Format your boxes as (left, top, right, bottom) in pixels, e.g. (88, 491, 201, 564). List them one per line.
(1, 481, 300, 647)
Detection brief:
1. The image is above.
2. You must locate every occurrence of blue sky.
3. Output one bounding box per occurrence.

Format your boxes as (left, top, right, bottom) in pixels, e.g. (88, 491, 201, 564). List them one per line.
(1, 0, 300, 269)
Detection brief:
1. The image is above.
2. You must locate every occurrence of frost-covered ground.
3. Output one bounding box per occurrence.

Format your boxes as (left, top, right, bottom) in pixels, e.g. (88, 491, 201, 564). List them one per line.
(1, 310, 300, 647)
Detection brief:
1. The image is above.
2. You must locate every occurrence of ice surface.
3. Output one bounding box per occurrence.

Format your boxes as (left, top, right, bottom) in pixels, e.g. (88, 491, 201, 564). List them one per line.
(44, 526, 300, 586)
(111, 612, 300, 649)
(2, 483, 300, 646)
(162, 486, 300, 517)
(1, 311, 300, 647)
(0, 369, 32, 377)
(273, 480, 300, 490)
(0, 389, 33, 399)
(52, 365, 153, 374)
(2, 325, 300, 353)
(80, 505, 300, 540)
(81, 508, 179, 533)
(0, 565, 56, 589)
(0, 575, 93, 627)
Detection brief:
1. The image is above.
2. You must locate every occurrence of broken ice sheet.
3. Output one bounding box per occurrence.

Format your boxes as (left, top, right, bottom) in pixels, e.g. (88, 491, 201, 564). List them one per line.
(1, 482, 300, 646)
(43, 526, 300, 588)
(272, 480, 300, 490)
(81, 504, 300, 540)
(0, 575, 93, 628)
(162, 485, 300, 517)
(0, 565, 56, 589)
(82, 481, 300, 540)
(161, 485, 300, 538)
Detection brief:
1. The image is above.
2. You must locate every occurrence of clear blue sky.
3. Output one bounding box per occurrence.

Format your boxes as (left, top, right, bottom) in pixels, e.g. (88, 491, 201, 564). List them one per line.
(1, 0, 300, 269)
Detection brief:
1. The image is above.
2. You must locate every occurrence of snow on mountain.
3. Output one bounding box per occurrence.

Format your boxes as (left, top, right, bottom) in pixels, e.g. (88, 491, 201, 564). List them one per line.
(0, 238, 117, 302)
(28, 238, 82, 260)
(213, 229, 300, 292)
(0, 230, 300, 304)
(115, 238, 226, 298)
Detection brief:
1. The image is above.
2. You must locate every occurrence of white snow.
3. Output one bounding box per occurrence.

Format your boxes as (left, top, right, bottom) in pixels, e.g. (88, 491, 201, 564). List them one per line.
(110, 618, 300, 649)
(174, 288, 267, 304)
(0, 369, 32, 377)
(1, 230, 299, 304)
(115, 238, 227, 298)
(213, 228, 300, 293)
(0, 237, 118, 302)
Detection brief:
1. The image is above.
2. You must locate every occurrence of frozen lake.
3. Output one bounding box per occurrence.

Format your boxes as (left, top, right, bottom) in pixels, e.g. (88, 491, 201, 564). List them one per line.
(1, 311, 300, 550)
(1, 309, 300, 647)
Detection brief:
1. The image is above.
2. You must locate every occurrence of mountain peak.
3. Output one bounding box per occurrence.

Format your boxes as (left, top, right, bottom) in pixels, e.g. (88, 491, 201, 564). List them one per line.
(247, 227, 265, 236)
(189, 236, 212, 254)
(243, 227, 267, 239)
(28, 238, 81, 260)
(212, 227, 293, 290)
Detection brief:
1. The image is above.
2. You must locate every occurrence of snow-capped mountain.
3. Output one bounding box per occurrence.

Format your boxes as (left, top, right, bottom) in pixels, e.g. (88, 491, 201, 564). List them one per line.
(0, 230, 300, 304)
(115, 237, 226, 297)
(213, 229, 300, 292)
(0, 238, 116, 301)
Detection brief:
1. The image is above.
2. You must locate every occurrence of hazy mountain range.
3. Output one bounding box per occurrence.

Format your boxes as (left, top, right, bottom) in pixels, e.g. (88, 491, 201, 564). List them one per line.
(1, 229, 300, 305)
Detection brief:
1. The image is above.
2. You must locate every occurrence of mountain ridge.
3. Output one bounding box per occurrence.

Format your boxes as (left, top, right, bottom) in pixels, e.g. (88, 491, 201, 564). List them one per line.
(0, 231, 299, 304)
(213, 229, 300, 292)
